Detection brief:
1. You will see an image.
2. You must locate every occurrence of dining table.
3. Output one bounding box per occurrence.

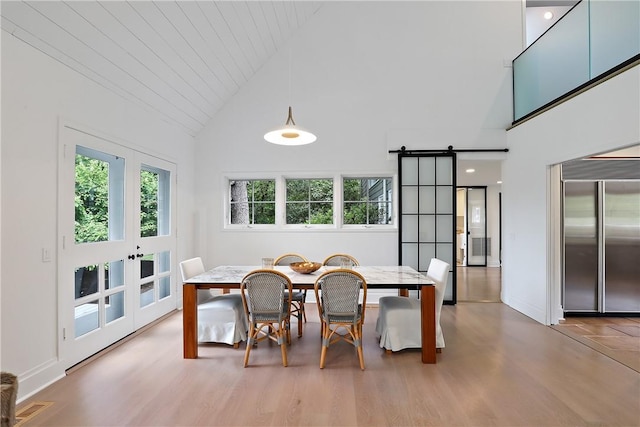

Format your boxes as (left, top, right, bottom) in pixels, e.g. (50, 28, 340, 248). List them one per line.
(182, 265, 437, 363)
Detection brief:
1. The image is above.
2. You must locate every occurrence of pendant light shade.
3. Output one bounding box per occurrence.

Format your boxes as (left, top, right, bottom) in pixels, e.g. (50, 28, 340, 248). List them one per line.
(264, 106, 316, 146)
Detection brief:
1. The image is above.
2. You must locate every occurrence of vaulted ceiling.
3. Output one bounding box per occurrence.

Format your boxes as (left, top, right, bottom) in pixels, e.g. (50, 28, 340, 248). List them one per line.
(1, 1, 323, 136)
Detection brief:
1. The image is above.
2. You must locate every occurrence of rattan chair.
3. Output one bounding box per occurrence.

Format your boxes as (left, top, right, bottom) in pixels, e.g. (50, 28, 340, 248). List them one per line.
(375, 258, 450, 353)
(322, 253, 360, 267)
(179, 257, 248, 348)
(274, 253, 308, 337)
(314, 269, 367, 370)
(241, 269, 293, 367)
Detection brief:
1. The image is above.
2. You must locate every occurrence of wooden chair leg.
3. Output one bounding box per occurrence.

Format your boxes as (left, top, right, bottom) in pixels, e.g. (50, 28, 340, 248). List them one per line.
(244, 327, 255, 367)
(233, 342, 239, 349)
(279, 327, 288, 367)
(319, 323, 328, 369)
(355, 327, 365, 370)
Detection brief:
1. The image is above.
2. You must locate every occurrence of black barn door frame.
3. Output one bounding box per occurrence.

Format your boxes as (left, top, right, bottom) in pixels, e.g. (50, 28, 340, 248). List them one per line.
(392, 146, 509, 306)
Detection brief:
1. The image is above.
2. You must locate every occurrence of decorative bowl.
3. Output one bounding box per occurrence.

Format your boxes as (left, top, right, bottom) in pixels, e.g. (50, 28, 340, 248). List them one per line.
(289, 261, 322, 274)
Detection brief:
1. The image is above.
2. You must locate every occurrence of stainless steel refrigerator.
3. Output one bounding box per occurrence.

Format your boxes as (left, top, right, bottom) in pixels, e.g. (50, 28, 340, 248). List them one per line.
(563, 180, 640, 313)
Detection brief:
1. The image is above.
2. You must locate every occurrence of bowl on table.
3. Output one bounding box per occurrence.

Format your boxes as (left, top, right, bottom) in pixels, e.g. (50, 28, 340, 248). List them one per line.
(289, 261, 322, 274)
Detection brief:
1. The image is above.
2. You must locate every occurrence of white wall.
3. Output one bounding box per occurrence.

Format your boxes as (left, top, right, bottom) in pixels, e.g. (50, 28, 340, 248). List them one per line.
(1, 35, 197, 400)
(503, 65, 640, 324)
(194, 2, 522, 272)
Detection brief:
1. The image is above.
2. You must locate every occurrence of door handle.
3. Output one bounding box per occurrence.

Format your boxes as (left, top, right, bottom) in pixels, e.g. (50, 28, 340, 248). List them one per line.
(136, 253, 144, 258)
(127, 254, 135, 260)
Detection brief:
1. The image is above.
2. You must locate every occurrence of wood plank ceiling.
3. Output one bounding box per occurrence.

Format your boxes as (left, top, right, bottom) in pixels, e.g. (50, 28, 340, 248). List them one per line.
(1, 1, 323, 136)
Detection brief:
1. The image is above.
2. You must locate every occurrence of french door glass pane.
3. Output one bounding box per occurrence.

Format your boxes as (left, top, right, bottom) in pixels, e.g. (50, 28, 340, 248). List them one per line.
(158, 251, 170, 273)
(106, 260, 124, 290)
(140, 165, 171, 237)
(75, 146, 125, 243)
(159, 277, 171, 299)
(75, 264, 99, 298)
(105, 291, 125, 324)
(75, 300, 99, 338)
(140, 282, 154, 307)
(140, 254, 154, 279)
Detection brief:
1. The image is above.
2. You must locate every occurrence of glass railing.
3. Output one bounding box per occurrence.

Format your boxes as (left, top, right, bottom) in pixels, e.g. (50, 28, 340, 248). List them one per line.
(513, 0, 640, 123)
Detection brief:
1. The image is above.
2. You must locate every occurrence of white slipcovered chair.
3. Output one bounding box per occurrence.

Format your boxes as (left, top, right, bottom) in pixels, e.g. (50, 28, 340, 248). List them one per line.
(179, 257, 248, 348)
(375, 258, 450, 352)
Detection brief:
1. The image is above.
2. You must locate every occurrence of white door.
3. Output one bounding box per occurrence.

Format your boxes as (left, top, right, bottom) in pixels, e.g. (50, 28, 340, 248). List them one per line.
(58, 125, 177, 368)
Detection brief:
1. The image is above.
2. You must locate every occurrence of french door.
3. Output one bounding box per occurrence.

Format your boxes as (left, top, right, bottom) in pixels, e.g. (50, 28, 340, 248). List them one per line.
(58, 125, 177, 368)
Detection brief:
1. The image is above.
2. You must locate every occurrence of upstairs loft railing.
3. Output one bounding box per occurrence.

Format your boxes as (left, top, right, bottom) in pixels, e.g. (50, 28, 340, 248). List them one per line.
(513, 0, 640, 125)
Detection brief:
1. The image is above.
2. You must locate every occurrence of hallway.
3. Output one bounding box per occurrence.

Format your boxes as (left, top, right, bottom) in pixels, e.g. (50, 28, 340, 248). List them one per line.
(456, 266, 501, 302)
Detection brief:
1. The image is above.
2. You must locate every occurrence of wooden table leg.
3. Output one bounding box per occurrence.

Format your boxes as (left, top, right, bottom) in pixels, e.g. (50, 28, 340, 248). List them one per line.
(183, 284, 198, 359)
(420, 285, 436, 364)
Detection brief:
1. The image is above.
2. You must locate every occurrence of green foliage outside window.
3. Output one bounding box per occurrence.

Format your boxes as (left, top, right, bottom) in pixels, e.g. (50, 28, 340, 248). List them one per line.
(140, 170, 159, 237)
(75, 154, 159, 242)
(230, 180, 276, 224)
(75, 155, 109, 243)
(286, 179, 333, 224)
(343, 178, 392, 225)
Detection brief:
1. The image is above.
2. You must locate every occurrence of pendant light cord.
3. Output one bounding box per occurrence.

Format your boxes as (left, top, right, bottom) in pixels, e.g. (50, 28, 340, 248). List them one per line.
(288, 47, 292, 110)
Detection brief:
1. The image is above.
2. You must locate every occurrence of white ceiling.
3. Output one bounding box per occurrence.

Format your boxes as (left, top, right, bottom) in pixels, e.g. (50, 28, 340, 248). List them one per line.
(5, 1, 614, 188)
(457, 160, 503, 187)
(1, 1, 323, 136)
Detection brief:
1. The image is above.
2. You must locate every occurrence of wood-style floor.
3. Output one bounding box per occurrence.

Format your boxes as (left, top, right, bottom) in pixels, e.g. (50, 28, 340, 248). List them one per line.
(16, 297, 640, 426)
(552, 316, 640, 373)
(456, 266, 501, 302)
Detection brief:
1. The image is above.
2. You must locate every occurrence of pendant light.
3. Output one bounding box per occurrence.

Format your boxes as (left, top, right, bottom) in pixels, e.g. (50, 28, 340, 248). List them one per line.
(264, 49, 316, 146)
(264, 106, 316, 145)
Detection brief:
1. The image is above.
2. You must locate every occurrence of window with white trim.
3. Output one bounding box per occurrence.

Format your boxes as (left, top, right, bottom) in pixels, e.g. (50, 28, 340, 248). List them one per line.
(343, 177, 393, 225)
(286, 178, 333, 224)
(229, 179, 276, 225)
(225, 175, 394, 228)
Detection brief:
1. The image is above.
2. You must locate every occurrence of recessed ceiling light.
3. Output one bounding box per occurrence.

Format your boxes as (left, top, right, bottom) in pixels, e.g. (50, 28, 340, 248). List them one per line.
(466, 168, 475, 173)
(544, 11, 554, 20)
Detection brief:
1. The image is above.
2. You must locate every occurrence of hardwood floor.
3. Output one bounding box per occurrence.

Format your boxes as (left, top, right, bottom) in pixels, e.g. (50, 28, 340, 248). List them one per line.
(16, 302, 640, 426)
(456, 266, 501, 302)
(552, 316, 640, 373)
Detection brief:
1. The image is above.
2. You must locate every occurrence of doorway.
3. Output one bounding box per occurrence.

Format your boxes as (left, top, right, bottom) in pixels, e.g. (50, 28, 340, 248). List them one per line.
(456, 159, 503, 302)
(58, 124, 178, 368)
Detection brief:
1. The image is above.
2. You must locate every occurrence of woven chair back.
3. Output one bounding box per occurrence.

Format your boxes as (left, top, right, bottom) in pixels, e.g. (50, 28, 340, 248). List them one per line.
(274, 253, 308, 266)
(316, 270, 366, 323)
(241, 270, 291, 322)
(322, 253, 359, 267)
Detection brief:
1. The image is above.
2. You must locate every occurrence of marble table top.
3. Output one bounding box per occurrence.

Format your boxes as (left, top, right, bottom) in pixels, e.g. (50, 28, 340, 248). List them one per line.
(184, 265, 433, 288)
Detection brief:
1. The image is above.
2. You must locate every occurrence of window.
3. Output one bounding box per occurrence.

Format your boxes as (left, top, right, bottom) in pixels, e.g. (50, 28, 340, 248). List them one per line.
(226, 175, 394, 228)
(229, 180, 276, 225)
(343, 178, 393, 225)
(286, 178, 333, 224)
